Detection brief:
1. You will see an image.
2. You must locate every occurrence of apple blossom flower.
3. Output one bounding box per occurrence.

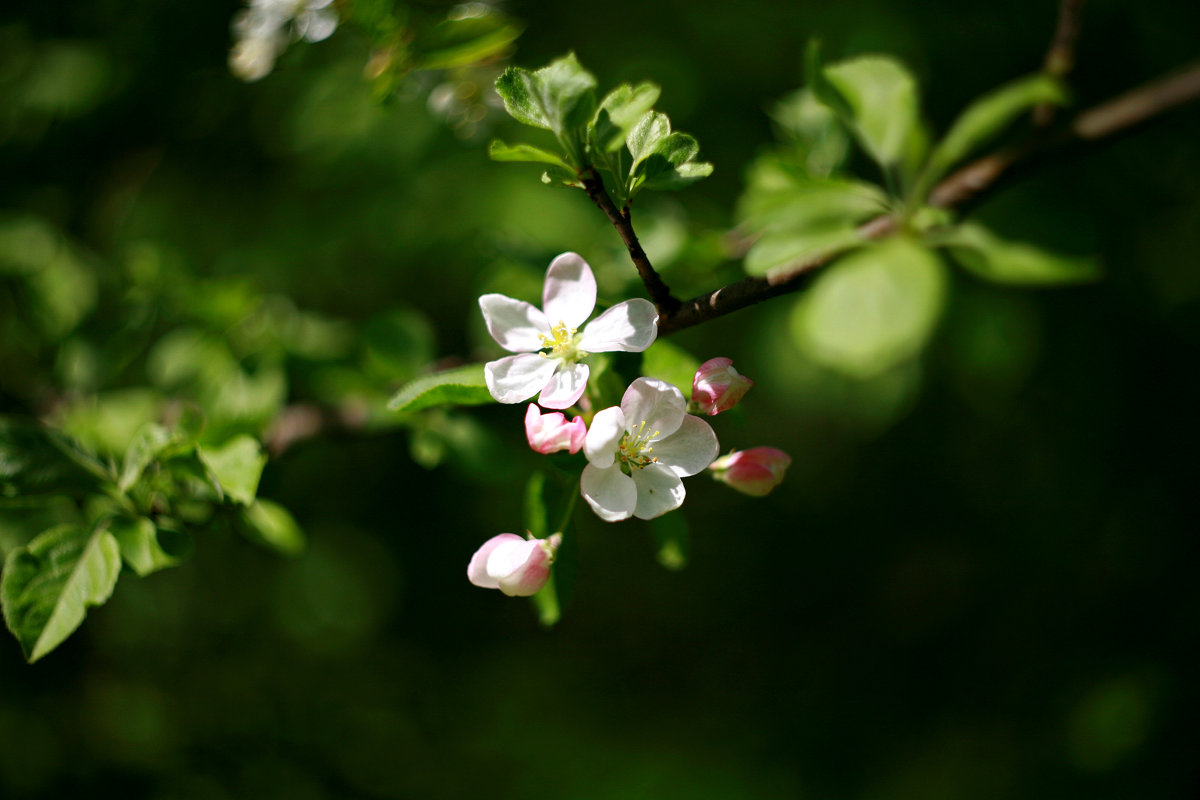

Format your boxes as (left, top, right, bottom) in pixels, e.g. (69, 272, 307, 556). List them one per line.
(709, 447, 791, 497)
(525, 404, 587, 454)
(691, 357, 754, 416)
(479, 252, 658, 410)
(467, 533, 561, 597)
(581, 377, 719, 521)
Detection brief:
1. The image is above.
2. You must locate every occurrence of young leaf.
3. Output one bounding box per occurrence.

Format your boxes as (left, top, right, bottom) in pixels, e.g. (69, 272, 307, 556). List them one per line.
(941, 222, 1099, 285)
(2, 522, 121, 662)
(495, 66, 551, 130)
(917, 74, 1067, 200)
(111, 515, 185, 576)
(591, 82, 661, 152)
(626, 111, 672, 168)
(743, 226, 868, 278)
(524, 470, 548, 538)
(488, 140, 572, 169)
(770, 87, 851, 177)
(494, 53, 597, 163)
(411, 10, 522, 71)
(198, 435, 266, 506)
(790, 237, 947, 377)
(240, 499, 305, 557)
(119, 423, 176, 493)
(738, 161, 889, 233)
(809, 43, 927, 179)
(650, 513, 689, 570)
(387, 363, 494, 414)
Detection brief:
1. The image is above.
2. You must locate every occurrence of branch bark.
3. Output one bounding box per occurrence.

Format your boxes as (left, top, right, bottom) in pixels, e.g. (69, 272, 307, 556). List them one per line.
(655, 59, 1200, 337)
(580, 169, 681, 315)
(1034, 0, 1086, 126)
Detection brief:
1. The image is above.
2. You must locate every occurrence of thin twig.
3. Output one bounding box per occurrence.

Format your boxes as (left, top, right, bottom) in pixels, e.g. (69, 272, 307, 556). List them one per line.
(580, 169, 681, 314)
(1034, 0, 1086, 126)
(657, 59, 1200, 336)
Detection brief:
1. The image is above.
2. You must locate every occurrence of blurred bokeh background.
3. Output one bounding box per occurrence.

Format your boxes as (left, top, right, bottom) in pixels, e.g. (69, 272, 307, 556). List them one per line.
(2, 0, 1199, 797)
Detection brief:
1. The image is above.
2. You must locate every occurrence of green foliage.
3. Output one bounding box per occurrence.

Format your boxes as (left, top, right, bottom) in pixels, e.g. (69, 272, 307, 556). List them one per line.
(2, 522, 121, 662)
(239, 499, 306, 557)
(110, 516, 185, 577)
(790, 237, 947, 377)
(387, 363, 494, 414)
(491, 54, 711, 207)
(641, 339, 701, 397)
(197, 436, 267, 507)
(0, 417, 107, 500)
(941, 222, 1099, 285)
(650, 513, 689, 570)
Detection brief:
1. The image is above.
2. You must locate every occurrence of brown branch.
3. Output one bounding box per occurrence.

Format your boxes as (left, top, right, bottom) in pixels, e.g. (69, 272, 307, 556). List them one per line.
(580, 168, 681, 315)
(1034, 0, 1086, 126)
(657, 59, 1200, 337)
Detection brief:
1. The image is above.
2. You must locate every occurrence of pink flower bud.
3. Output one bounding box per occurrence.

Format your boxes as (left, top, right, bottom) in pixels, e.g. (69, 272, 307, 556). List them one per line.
(524, 403, 587, 454)
(467, 533, 561, 597)
(709, 447, 791, 497)
(691, 357, 754, 416)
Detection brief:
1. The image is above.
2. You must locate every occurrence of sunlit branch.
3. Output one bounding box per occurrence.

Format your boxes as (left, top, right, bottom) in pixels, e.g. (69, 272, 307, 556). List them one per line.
(656, 59, 1200, 337)
(580, 168, 681, 316)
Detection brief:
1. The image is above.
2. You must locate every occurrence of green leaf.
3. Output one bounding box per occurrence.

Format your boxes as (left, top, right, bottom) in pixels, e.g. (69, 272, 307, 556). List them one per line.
(770, 87, 851, 177)
(941, 222, 1099, 285)
(494, 53, 597, 162)
(641, 339, 701, 395)
(387, 363, 494, 414)
(650, 513, 689, 570)
(809, 44, 927, 177)
(917, 74, 1067, 200)
(627, 115, 713, 194)
(743, 226, 868, 278)
(0, 417, 108, 500)
(2, 522, 121, 662)
(791, 237, 947, 377)
(488, 139, 572, 169)
(592, 82, 661, 152)
(240, 499, 305, 557)
(530, 568, 560, 627)
(119, 423, 176, 493)
(738, 161, 889, 233)
(111, 516, 186, 577)
(411, 11, 522, 71)
(198, 435, 266, 506)
(626, 110, 672, 167)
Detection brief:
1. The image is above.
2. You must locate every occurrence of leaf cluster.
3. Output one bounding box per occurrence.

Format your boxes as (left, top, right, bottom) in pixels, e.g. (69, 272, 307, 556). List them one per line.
(489, 53, 713, 208)
(735, 43, 1099, 378)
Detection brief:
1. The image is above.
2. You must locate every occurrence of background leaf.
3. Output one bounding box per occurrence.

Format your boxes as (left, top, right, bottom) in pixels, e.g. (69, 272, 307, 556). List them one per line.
(197, 435, 266, 506)
(942, 222, 1099, 285)
(387, 363, 494, 414)
(239, 499, 305, 557)
(2, 521, 121, 662)
(111, 515, 185, 577)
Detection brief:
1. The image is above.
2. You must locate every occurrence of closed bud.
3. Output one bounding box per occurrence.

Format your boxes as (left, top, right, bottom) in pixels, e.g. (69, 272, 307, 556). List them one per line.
(709, 447, 791, 497)
(467, 533, 561, 597)
(691, 357, 753, 416)
(524, 404, 587, 454)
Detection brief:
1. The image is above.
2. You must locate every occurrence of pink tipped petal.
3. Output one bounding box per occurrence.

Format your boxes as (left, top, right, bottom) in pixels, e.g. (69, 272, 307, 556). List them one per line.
(537, 363, 589, 410)
(631, 463, 686, 520)
(526, 404, 588, 454)
(565, 416, 587, 453)
(583, 406, 625, 467)
(467, 533, 524, 589)
(620, 377, 685, 439)
(577, 298, 658, 353)
(581, 463, 638, 522)
(542, 252, 597, 329)
(485, 353, 558, 404)
(479, 294, 550, 352)
(650, 415, 719, 477)
(710, 447, 791, 497)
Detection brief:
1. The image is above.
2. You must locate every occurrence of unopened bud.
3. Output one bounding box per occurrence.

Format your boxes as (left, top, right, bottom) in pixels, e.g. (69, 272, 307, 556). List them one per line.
(691, 357, 753, 416)
(467, 533, 561, 597)
(709, 447, 791, 497)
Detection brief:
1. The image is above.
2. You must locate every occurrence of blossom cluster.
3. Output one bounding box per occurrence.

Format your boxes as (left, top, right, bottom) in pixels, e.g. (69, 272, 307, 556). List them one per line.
(467, 252, 790, 599)
(229, 0, 338, 82)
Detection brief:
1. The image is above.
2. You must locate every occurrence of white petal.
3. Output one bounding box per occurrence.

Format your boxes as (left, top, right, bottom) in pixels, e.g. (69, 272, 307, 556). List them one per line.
(542, 253, 596, 329)
(484, 353, 557, 404)
(584, 406, 626, 467)
(631, 463, 686, 520)
(620, 377, 685, 440)
(577, 298, 658, 353)
(581, 463, 638, 522)
(467, 533, 523, 589)
(537, 363, 589, 410)
(649, 415, 719, 477)
(298, 8, 338, 41)
(479, 294, 550, 352)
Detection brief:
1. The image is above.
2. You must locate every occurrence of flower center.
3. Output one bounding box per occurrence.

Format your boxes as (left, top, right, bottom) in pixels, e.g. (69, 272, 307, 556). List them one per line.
(617, 420, 660, 473)
(539, 321, 586, 362)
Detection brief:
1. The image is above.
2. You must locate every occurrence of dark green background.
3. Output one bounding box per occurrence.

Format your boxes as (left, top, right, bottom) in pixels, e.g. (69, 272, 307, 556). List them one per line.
(2, 0, 1199, 797)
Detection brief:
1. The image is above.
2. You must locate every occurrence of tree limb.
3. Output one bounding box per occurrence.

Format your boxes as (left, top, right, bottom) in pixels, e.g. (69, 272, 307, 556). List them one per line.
(1034, 0, 1086, 126)
(656, 59, 1200, 337)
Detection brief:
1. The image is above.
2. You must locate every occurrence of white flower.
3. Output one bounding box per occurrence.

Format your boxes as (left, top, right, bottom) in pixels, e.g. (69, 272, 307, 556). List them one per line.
(479, 252, 658, 409)
(580, 377, 719, 521)
(228, 0, 338, 82)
